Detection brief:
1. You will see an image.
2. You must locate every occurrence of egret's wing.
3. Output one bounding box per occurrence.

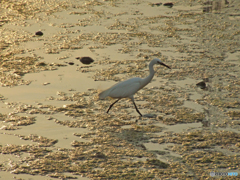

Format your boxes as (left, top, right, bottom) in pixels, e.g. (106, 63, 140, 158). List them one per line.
(108, 78, 142, 98)
(99, 77, 142, 99)
(98, 86, 114, 99)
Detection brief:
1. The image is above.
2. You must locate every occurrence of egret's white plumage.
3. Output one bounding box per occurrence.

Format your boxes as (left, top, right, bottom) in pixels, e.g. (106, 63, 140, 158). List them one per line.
(99, 58, 171, 116)
(99, 77, 142, 99)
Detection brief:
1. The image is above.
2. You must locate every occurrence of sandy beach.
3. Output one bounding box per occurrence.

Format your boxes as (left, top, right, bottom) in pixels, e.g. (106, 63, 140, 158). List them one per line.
(0, 0, 240, 179)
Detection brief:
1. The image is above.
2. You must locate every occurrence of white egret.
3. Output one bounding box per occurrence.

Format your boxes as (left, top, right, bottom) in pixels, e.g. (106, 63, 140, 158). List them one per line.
(99, 58, 171, 116)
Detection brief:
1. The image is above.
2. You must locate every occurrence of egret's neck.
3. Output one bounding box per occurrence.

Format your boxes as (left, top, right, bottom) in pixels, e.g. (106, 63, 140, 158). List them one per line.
(141, 63, 155, 88)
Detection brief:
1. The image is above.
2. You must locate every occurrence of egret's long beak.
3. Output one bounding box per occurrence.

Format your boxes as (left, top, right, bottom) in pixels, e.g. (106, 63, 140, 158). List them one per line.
(159, 62, 171, 69)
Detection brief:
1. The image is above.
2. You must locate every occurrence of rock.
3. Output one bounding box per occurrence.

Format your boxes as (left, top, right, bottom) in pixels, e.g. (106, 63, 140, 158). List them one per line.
(35, 31, 43, 36)
(76, 57, 94, 65)
(163, 3, 173, 8)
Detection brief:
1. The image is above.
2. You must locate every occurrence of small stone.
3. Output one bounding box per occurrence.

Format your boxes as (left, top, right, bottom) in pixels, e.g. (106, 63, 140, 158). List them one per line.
(43, 82, 50, 86)
(196, 81, 206, 89)
(35, 31, 43, 36)
(68, 62, 74, 65)
(76, 57, 94, 65)
(163, 3, 173, 8)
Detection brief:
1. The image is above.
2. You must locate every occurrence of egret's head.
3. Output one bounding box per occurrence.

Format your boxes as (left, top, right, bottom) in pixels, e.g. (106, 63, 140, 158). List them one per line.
(152, 58, 171, 69)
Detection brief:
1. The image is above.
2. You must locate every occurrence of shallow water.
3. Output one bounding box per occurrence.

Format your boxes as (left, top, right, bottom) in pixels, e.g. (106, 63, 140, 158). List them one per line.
(0, 0, 240, 179)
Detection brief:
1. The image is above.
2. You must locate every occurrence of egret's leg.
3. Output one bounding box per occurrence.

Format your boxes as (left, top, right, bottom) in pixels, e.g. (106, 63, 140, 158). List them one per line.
(131, 99, 142, 116)
(107, 99, 120, 114)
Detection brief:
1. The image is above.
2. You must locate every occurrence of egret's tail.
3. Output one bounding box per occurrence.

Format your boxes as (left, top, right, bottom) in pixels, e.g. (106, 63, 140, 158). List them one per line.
(98, 89, 109, 100)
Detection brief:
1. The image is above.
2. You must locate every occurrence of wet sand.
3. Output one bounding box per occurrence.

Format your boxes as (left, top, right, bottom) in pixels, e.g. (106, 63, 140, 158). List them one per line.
(0, 0, 240, 179)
